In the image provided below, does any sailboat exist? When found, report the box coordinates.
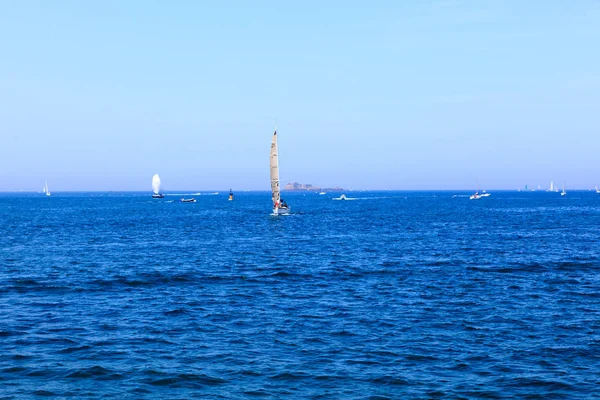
[43,181,51,196]
[548,181,558,192]
[561,182,566,196]
[151,174,164,198]
[469,191,482,200]
[270,128,290,215]
[228,189,234,201]
[595,186,600,194]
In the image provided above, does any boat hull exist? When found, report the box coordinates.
[152,194,164,198]
[272,207,291,215]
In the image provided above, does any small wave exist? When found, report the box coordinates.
[243,389,272,396]
[164,308,188,316]
[66,366,123,380]
[370,375,409,385]
[145,373,227,387]
[3,366,27,373]
[503,377,574,391]
[31,390,56,397]
[57,345,92,354]
[269,372,309,381]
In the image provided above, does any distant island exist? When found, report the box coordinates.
[283,182,344,192]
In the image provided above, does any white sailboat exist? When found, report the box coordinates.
[595,185,600,194]
[44,181,51,197]
[469,191,482,200]
[151,174,164,198]
[561,182,566,196]
[270,128,290,215]
[548,181,558,192]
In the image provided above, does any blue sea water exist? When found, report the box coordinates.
[1,191,599,399]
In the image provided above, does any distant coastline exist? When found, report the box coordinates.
[283,182,344,192]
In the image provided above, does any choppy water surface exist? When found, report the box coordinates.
[1,191,599,398]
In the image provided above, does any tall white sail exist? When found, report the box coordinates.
[270,130,280,207]
[44,181,51,196]
[152,174,161,195]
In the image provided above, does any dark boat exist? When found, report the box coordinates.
[152,193,165,199]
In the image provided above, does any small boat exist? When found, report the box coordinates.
[470,191,482,200]
[152,174,164,198]
[480,190,491,197]
[228,189,234,201]
[270,127,290,215]
[333,194,349,200]
[595,186,600,194]
[561,182,566,196]
[319,191,326,195]
[548,181,559,192]
[43,181,51,197]
[180,198,196,203]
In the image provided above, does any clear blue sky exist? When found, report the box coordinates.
[1,1,599,191]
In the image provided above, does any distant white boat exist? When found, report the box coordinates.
[179,197,196,203]
[333,194,350,200]
[548,181,559,192]
[596,186,600,194]
[152,174,164,198]
[270,128,290,215]
[43,181,51,197]
[561,182,566,196]
[319,191,326,195]
[469,192,482,200]
[480,190,491,197]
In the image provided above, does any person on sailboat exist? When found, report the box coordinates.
[281,199,288,209]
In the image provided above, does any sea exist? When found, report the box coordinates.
[1,191,599,399]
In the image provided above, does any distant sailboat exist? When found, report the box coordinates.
[44,181,51,197]
[270,128,290,215]
[596,185,600,194]
[561,182,566,196]
[229,189,234,201]
[548,181,558,192]
[151,174,164,198]
[470,184,483,200]
[469,191,482,200]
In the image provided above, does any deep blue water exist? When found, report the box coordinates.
[1,191,599,399]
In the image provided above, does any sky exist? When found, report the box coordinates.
[1,0,599,191]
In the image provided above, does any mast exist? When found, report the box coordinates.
[270,129,280,207]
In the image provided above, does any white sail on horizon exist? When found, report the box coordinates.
[152,174,161,194]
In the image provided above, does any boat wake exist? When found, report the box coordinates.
[333,196,390,201]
